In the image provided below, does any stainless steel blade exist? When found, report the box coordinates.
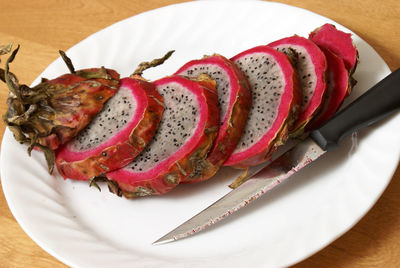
[153,138,325,245]
[228,139,302,188]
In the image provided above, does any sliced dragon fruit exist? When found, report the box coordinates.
[174,54,252,182]
[104,75,220,197]
[307,47,350,130]
[55,77,164,181]
[268,35,327,136]
[309,23,358,73]
[223,45,301,167]
[1,46,120,173]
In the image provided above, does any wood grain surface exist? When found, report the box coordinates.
[0,0,399,267]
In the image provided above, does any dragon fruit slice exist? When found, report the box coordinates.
[104,75,220,197]
[268,35,327,136]
[307,47,350,130]
[174,54,252,182]
[309,23,358,73]
[1,46,120,172]
[223,45,301,167]
[55,77,164,181]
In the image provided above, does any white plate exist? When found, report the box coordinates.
[1,1,398,267]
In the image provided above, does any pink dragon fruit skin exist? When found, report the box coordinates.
[223,45,301,167]
[307,47,350,130]
[309,23,358,73]
[56,77,164,181]
[175,54,252,182]
[268,35,327,136]
[106,75,220,197]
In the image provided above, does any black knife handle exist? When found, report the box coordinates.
[311,68,400,151]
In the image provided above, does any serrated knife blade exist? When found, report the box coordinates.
[153,68,400,245]
[153,138,324,245]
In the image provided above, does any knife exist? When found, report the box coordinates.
[153,68,400,245]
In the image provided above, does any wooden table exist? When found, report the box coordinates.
[1,0,399,266]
